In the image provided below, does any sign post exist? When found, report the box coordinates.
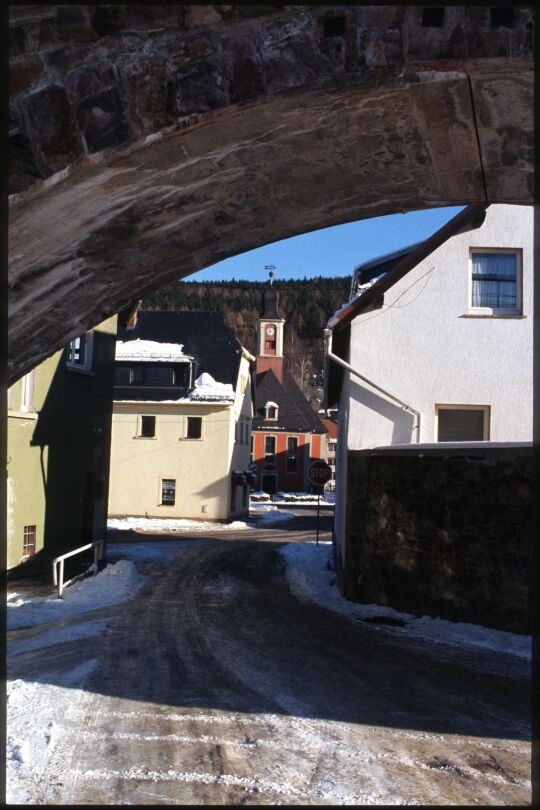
[307,461,332,546]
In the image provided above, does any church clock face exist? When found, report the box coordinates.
[266,326,275,336]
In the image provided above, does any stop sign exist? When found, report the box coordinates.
[308,460,332,486]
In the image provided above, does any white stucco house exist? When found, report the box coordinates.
[325,203,533,582]
[108,306,255,523]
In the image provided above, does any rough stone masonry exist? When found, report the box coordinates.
[8,5,533,383]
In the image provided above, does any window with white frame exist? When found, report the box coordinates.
[264,401,279,420]
[161,479,176,505]
[469,250,521,314]
[20,370,36,413]
[286,436,298,473]
[66,332,94,371]
[264,435,276,466]
[436,405,490,442]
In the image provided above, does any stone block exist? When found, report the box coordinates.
[55,6,98,42]
[222,33,264,103]
[10,27,26,58]
[45,44,91,72]
[117,55,171,139]
[167,60,227,116]
[9,55,44,97]
[8,107,42,194]
[23,84,83,176]
[67,61,116,103]
[76,87,130,153]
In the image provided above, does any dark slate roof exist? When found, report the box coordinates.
[252,369,327,434]
[349,243,420,297]
[115,310,243,402]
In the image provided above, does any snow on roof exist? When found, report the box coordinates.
[186,372,235,403]
[265,401,279,409]
[115,339,193,362]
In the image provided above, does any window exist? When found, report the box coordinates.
[265,401,279,421]
[66,332,94,370]
[250,434,254,462]
[139,415,156,438]
[129,366,144,384]
[20,370,35,413]
[265,338,276,351]
[7,386,14,411]
[436,405,490,442]
[286,436,298,473]
[264,436,276,466]
[161,479,175,505]
[172,364,188,386]
[470,250,521,314]
[23,525,36,559]
[187,416,202,439]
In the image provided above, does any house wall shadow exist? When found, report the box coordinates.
[350,379,415,445]
[28,330,116,579]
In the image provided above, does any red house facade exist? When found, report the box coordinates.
[251,284,327,494]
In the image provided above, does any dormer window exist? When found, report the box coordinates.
[265,401,279,420]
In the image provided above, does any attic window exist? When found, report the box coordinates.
[324,16,345,37]
[265,401,279,421]
[490,6,514,27]
[422,7,444,26]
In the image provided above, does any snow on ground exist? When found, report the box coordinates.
[108,516,249,533]
[7,559,147,630]
[7,555,154,803]
[251,492,335,505]
[248,505,296,523]
[280,542,531,661]
[7,661,100,804]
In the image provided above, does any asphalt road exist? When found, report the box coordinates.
[8,512,531,804]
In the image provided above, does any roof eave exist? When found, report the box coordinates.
[328,203,488,333]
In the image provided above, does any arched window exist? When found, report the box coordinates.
[264,401,279,420]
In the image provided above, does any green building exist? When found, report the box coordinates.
[7,316,117,573]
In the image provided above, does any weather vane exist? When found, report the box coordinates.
[265,265,276,285]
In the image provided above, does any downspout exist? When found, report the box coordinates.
[324,328,422,443]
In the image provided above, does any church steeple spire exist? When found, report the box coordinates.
[256,269,285,383]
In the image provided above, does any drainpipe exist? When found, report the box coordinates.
[324,328,421,443]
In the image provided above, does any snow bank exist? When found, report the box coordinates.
[116,339,192,362]
[108,517,248,533]
[7,559,147,630]
[274,491,336,504]
[280,543,531,661]
[187,372,234,403]
[249,506,296,524]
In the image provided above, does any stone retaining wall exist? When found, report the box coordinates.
[344,445,531,633]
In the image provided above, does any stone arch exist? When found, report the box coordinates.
[8,5,533,382]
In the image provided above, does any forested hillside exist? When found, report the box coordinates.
[142,276,352,407]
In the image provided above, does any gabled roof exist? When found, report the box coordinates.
[115,310,244,402]
[253,369,327,434]
[328,204,488,333]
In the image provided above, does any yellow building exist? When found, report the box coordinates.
[7,316,117,572]
[108,309,255,522]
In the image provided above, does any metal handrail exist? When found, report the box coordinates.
[52,540,105,599]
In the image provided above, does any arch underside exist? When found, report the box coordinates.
[9,55,532,382]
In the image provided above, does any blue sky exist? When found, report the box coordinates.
[184,205,465,282]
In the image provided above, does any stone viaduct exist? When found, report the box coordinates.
[8,4,533,383]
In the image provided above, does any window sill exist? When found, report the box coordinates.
[66,364,95,376]
[179,437,204,441]
[8,410,38,420]
[461,313,525,319]
[134,436,157,440]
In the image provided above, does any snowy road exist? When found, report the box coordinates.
[8,524,530,804]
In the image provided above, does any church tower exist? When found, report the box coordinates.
[256,276,285,383]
